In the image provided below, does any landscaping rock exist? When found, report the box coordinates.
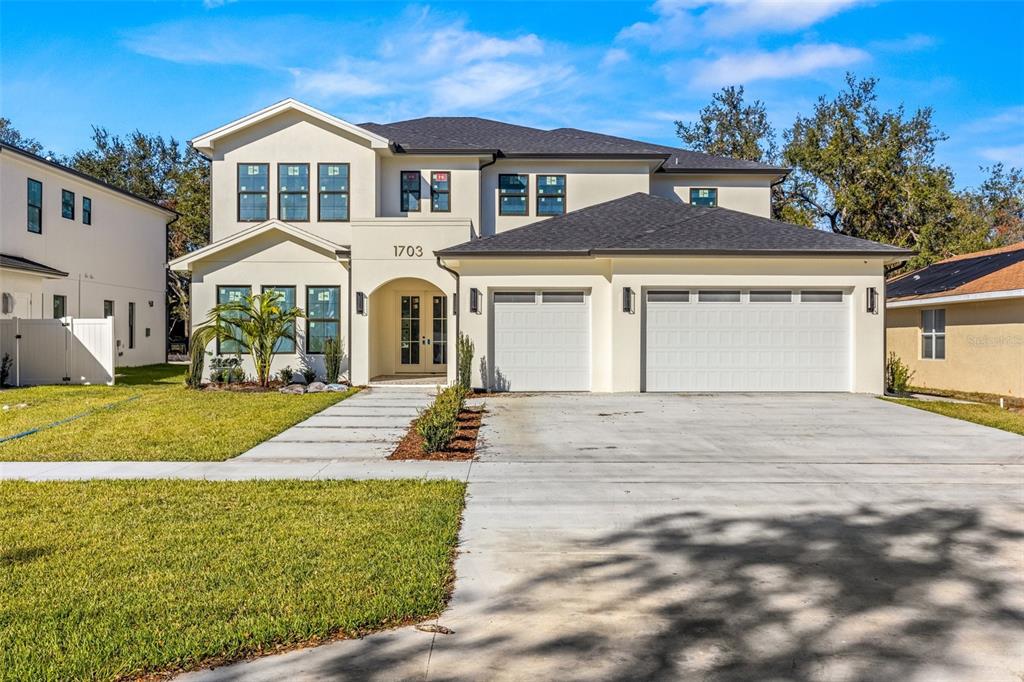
[279,384,305,394]
[306,381,327,393]
[325,383,348,392]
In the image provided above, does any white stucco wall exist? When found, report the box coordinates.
[650,173,774,218]
[0,149,170,366]
[452,256,887,394]
[481,159,652,236]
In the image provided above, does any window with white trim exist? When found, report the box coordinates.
[922,308,946,359]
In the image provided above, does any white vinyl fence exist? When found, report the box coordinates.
[0,317,115,386]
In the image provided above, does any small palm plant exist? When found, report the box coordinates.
[191,290,305,388]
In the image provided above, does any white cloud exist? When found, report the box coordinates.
[202,0,237,8]
[869,33,936,53]
[963,106,1024,135]
[978,143,1024,165]
[619,0,866,47]
[290,66,391,98]
[121,17,311,65]
[433,61,574,109]
[600,48,631,68]
[688,43,869,88]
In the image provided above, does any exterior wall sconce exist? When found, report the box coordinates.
[622,287,634,313]
[866,287,878,314]
[452,293,458,316]
[356,292,366,315]
[469,288,481,314]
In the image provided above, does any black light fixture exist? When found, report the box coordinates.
[622,287,634,313]
[469,288,480,313]
[356,291,366,315]
[866,287,878,314]
[452,293,458,316]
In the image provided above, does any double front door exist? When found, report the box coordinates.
[398,293,447,373]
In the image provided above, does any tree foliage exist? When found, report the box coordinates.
[676,86,777,164]
[192,291,305,388]
[0,118,46,155]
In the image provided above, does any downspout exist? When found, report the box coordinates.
[344,253,353,385]
[436,255,460,386]
[164,213,179,361]
[477,153,498,239]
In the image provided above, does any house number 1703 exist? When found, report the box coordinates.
[393,245,424,257]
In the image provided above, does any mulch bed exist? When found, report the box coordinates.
[388,409,483,461]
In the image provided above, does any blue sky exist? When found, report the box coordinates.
[2,0,1021,187]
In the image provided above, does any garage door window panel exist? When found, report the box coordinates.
[648,291,690,303]
[750,290,792,303]
[801,290,844,303]
[698,290,741,303]
[542,291,584,303]
[494,291,536,303]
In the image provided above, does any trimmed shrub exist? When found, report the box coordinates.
[209,356,244,384]
[324,337,343,384]
[456,332,474,390]
[278,365,294,384]
[417,384,467,452]
[885,352,915,394]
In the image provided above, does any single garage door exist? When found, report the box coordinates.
[492,290,590,391]
[644,288,850,392]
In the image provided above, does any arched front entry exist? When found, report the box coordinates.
[367,277,448,381]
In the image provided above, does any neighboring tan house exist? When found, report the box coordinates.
[170,99,910,392]
[887,242,1024,397]
[0,142,175,366]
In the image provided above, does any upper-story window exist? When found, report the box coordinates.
[83,197,92,225]
[431,171,451,212]
[62,189,75,219]
[278,163,310,222]
[922,308,946,360]
[690,188,717,207]
[499,174,529,216]
[401,171,421,212]
[537,175,566,216]
[27,178,42,233]
[238,163,269,222]
[318,163,349,221]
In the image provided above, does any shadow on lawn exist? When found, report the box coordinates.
[227,504,1024,682]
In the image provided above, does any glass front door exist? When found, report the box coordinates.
[400,295,420,367]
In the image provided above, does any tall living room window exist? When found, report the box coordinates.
[306,286,340,354]
[278,163,310,221]
[318,163,350,221]
[499,174,529,215]
[401,171,421,212]
[238,164,269,221]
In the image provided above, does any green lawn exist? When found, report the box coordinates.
[0,364,358,461]
[885,398,1024,436]
[0,479,466,681]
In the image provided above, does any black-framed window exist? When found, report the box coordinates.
[690,188,717,207]
[401,171,421,212]
[62,189,75,219]
[217,286,251,354]
[128,301,136,349]
[278,163,309,221]
[52,294,66,319]
[431,171,451,212]
[238,163,269,221]
[306,286,340,354]
[537,175,565,215]
[432,296,447,364]
[922,308,946,360]
[82,197,92,225]
[318,163,349,221]
[27,178,42,233]
[104,300,114,318]
[261,285,297,353]
[499,174,528,215]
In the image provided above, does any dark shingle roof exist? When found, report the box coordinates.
[359,117,786,173]
[887,242,1024,299]
[0,253,69,278]
[437,193,913,258]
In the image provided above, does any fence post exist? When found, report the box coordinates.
[14,317,21,387]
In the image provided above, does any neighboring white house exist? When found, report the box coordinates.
[0,142,175,366]
[171,99,910,393]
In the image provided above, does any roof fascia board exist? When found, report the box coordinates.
[439,248,913,259]
[0,264,69,279]
[190,99,391,152]
[656,167,789,175]
[887,288,1024,308]
[0,144,177,218]
[169,220,343,270]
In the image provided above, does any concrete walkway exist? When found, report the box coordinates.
[3,393,1022,681]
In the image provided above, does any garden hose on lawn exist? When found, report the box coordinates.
[0,394,142,444]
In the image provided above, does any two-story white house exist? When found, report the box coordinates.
[0,143,174,366]
[171,99,910,392]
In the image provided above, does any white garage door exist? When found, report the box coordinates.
[645,289,850,392]
[492,290,590,391]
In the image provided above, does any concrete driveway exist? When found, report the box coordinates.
[183,394,1024,682]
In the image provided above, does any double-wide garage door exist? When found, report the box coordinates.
[492,290,590,391]
[645,288,850,392]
